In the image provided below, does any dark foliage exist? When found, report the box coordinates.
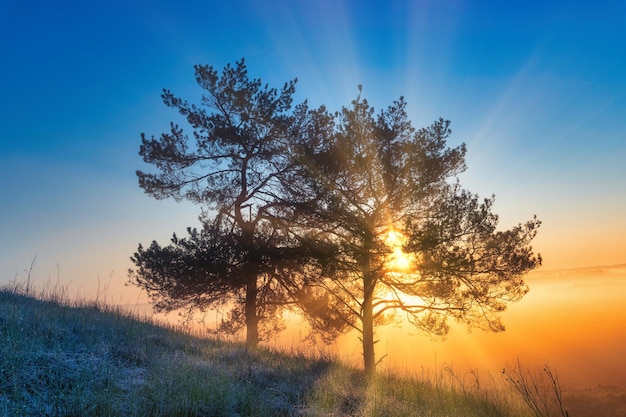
[131,59,331,346]
[131,61,541,369]
[289,88,541,374]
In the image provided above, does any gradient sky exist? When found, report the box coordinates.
[1,0,625,300]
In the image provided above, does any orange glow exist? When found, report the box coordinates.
[123,264,626,396]
[360,266,626,389]
[384,229,416,273]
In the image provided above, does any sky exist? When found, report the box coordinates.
[1,0,625,301]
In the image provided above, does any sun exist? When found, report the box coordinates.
[384,229,415,273]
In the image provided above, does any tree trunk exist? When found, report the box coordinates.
[244,267,259,348]
[361,246,376,376]
[362,277,376,376]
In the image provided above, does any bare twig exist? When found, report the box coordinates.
[502,358,570,417]
[24,256,37,296]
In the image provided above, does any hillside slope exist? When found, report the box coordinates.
[0,288,527,417]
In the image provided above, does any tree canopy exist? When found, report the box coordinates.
[289,89,541,374]
[130,60,541,372]
[130,59,320,346]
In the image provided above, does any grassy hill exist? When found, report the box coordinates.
[0,285,534,417]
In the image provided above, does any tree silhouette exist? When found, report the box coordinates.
[130,60,542,365]
[291,89,542,375]
[129,224,336,342]
[130,59,315,347]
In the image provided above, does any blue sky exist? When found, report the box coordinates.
[1,0,625,299]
